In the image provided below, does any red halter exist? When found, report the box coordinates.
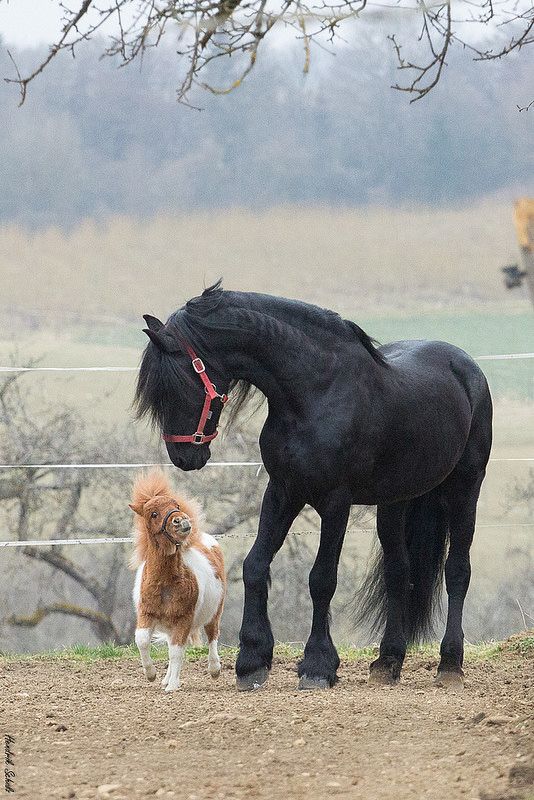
[161,342,228,446]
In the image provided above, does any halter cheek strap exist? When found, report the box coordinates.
[162,343,228,446]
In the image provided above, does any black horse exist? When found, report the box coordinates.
[134,281,492,691]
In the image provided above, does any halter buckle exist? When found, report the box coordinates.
[193,432,204,445]
[192,357,205,374]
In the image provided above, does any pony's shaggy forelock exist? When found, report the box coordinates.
[129,469,205,568]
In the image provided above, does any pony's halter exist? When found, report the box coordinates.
[162,342,228,446]
[159,507,191,547]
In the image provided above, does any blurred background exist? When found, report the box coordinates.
[0,6,532,653]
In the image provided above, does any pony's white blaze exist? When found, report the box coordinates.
[183,545,224,629]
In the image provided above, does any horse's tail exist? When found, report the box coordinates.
[357,487,449,643]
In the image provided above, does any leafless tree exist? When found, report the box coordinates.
[0,363,264,646]
[3,0,533,105]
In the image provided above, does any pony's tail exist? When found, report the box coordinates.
[357,487,450,643]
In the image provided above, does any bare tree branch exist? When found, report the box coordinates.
[2,0,532,103]
[21,547,105,602]
[8,602,119,640]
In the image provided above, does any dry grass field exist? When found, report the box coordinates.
[0,200,528,325]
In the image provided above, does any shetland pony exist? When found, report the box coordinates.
[129,470,226,691]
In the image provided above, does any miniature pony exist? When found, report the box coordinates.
[129,469,226,691]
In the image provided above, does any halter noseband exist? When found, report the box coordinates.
[159,507,191,547]
[161,342,228,446]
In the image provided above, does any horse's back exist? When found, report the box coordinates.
[380,339,490,406]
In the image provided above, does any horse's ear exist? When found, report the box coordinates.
[142,328,169,351]
[143,314,164,332]
[129,502,144,516]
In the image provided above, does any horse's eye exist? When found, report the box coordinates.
[150,511,158,519]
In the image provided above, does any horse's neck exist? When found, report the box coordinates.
[146,547,185,577]
[217,306,334,410]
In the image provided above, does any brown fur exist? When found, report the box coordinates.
[130,469,226,649]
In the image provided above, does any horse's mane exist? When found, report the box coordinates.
[134,279,385,429]
[129,469,204,567]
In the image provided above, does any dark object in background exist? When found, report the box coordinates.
[501,264,527,289]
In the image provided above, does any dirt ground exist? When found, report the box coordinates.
[1,646,532,800]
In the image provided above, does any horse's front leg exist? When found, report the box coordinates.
[298,486,351,690]
[369,501,409,685]
[165,620,193,692]
[236,480,303,691]
[135,617,156,682]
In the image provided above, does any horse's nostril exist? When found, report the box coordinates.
[180,519,191,532]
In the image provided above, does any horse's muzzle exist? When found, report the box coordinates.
[173,517,191,534]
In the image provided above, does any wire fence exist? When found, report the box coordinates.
[1,521,533,548]
[0,352,533,373]
[1,351,532,548]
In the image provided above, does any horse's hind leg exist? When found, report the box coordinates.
[298,486,351,690]
[188,629,203,647]
[437,470,485,688]
[205,607,223,680]
[369,501,409,686]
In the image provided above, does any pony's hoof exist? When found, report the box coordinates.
[435,670,464,689]
[164,683,181,692]
[236,667,269,692]
[145,666,157,682]
[298,675,330,691]
[209,666,221,680]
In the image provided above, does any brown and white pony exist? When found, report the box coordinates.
[129,470,226,691]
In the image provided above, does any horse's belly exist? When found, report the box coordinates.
[182,547,224,628]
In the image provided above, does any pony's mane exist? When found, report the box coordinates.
[132,469,173,507]
[134,279,385,429]
[129,469,205,567]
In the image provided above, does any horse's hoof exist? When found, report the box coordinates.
[368,668,399,686]
[298,675,330,691]
[145,666,157,682]
[236,667,269,692]
[210,667,221,680]
[435,670,464,689]
[164,683,181,692]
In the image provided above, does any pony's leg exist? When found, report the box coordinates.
[160,635,171,687]
[161,662,171,688]
[298,486,351,690]
[236,480,303,691]
[369,501,409,686]
[436,472,484,688]
[164,642,185,692]
[188,629,203,648]
[204,611,222,679]
[135,621,156,682]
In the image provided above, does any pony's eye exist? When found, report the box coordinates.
[150,511,158,519]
